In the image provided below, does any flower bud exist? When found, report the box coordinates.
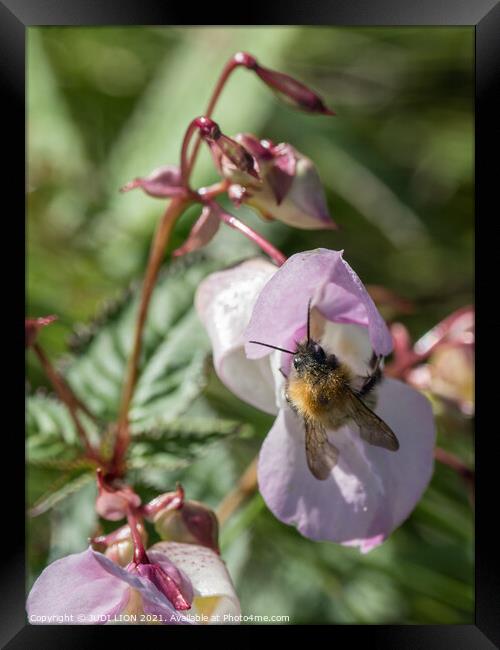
[195,117,260,183]
[223,134,335,230]
[153,499,220,554]
[95,470,141,521]
[234,51,335,115]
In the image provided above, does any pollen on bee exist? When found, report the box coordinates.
[287,377,330,418]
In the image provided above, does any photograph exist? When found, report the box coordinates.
[26,25,475,626]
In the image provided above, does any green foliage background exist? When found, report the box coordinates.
[27,27,474,624]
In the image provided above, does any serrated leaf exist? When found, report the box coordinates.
[129,416,253,463]
[63,252,243,429]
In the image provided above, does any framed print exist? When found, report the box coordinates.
[2,0,498,646]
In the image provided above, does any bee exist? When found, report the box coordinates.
[249,301,399,480]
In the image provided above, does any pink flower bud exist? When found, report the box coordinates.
[25,315,57,348]
[234,52,335,115]
[153,499,220,554]
[95,470,141,521]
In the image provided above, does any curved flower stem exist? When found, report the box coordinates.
[32,343,99,460]
[114,197,190,474]
[185,57,241,182]
[216,456,258,526]
[209,201,287,267]
[180,119,200,187]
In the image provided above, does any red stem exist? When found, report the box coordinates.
[185,57,240,182]
[209,202,286,266]
[180,119,200,186]
[33,343,99,461]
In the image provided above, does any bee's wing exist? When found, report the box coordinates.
[304,417,339,480]
[346,389,400,451]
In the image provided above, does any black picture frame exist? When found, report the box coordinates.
[4,0,498,646]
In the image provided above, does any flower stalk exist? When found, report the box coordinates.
[31,342,98,461]
[209,201,286,267]
[114,196,191,474]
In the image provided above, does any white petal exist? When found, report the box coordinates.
[195,258,278,414]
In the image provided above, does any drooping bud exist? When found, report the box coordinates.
[25,315,57,348]
[95,469,141,521]
[234,51,335,115]
[223,133,335,230]
[120,165,187,199]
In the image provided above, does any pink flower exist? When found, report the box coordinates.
[195,249,436,551]
[27,543,240,624]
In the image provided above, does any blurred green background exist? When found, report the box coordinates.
[27,27,474,624]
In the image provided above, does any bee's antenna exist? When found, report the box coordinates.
[248,341,296,355]
[306,298,312,343]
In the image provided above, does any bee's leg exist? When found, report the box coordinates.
[357,363,382,398]
[279,367,287,378]
[356,353,383,397]
[368,351,379,370]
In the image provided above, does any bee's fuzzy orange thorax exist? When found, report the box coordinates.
[287,366,351,421]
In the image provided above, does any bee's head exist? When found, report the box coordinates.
[293,340,338,374]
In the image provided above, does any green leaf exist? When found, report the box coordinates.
[128,417,253,471]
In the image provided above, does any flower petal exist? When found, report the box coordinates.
[150,542,241,624]
[257,378,435,548]
[245,249,392,360]
[247,153,334,230]
[195,258,279,414]
[27,548,129,624]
